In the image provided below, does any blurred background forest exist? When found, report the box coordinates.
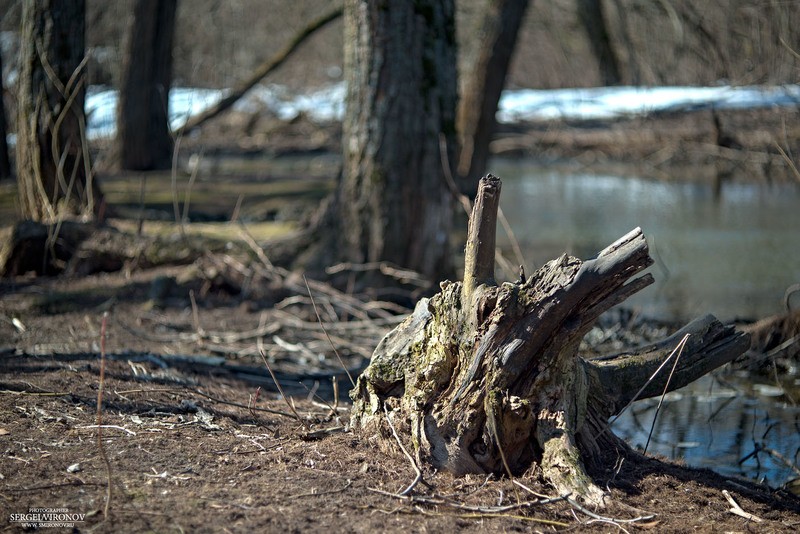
[2,0,799,91]
[0,0,798,315]
[0,0,798,316]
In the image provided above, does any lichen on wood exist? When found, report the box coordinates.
[350,175,750,507]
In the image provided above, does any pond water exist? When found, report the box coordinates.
[493,159,800,322]
[492,159,800,486]
[610,374,800,486]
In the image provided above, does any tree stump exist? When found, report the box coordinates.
[350,174,750,507]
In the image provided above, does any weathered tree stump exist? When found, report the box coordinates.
[350,175,750,507]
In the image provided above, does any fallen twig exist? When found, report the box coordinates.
[298,380,340,416]
[739,442,800,478]
[397,504,570,526]
[0,389,70,397]
[304,275,355,387]
[515,481,657,526]
[189,289,204,337]
[301,426,346,440]
[774,142,800,184]
[383,402,423,496]
[79,425,136,436]
[368,486,568,512]
[114,387,297,418]
[601,333,692,440]
[259,350,309,430]
[566,496,655,524]
[722,489,763,522]
[512,479,558,500]
[644,333,690,453]
[3,481,102,493]
[248,386,261,418]
[287,479,353,499]
[325,261,428,287]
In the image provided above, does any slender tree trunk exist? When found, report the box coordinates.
[578,0,622,86]
[16,0,103,221]
[456,0,530,194]
[116,0,177,171]
[339,0,458,281]
[0,50,11,180]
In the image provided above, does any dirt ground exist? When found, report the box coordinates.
[1,264,799,533]
[2,355,800,533]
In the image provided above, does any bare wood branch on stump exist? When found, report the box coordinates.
[462,173,500,308]
[585,314,751,416]
[350,174,750,507]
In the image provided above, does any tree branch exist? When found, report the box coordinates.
[462,174,501,307]
[585,314,751,416]
[175,6,342,135]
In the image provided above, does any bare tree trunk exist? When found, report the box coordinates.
[351,175,750,506]
[578,0,622,86]
[456,0,530,194]
[116,0,177,171]
[0,50,11,180]
[607,0,639,84]
[16,0,103,220]
[338,0,458,281]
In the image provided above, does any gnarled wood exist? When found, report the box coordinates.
[350,175,750,507]
[585,314,751,417]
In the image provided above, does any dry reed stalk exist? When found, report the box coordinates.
[259,350,309,430]
[303,275,355,387]
[96,312,112,519]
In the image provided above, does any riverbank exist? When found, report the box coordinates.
[160,102,800,184]
[495,105,800,183]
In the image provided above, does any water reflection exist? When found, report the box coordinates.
[610,375,800,486]
[493,159,800,321]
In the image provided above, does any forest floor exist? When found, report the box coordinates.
[1,317,799,533]
[1,106,800,532]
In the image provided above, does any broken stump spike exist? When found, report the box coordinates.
[462,174,501,309]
